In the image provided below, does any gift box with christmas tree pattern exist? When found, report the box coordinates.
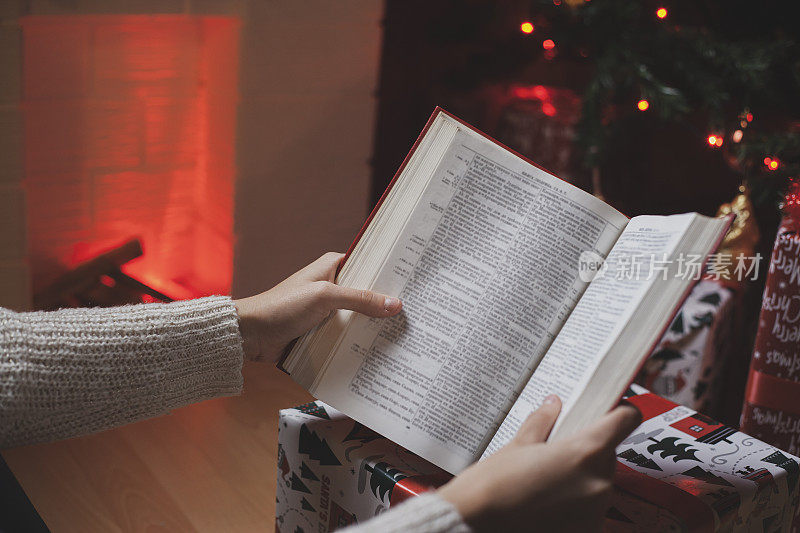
[276,386,799,532]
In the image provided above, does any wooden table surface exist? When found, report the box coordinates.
[2,362,312,532]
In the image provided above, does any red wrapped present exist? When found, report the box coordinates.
[740,207,800,456]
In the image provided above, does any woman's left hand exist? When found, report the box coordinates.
[234,252,402,362]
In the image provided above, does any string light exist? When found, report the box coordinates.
[707,134,723,147]
[764,157,780,171]
[542,39,555,50]
[637,99,649,111]
[520,22,534,34]
[738,109,753,129]
[732,129,743,143]
[785,180,800,210]
[656,7,668,19]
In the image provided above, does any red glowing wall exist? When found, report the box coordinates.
[22,16,239,298]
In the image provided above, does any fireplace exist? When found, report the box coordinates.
[0,2,382,313]
[19,15,239,305]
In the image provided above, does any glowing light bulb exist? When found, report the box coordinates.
[707,135,719,147]
[746,112,753,122]
[542,102,557,116]
[732,129,743,143]
[656,7,668,19]
[533,85,548,100]
[520,22,534,34]
[542,39,555,50]
[637,99,649,111]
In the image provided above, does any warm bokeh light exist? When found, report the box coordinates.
[637,99,649,111]
[732,129,743,143]
[520,21,534,34]
[765,157,780,170]
[746,112,753,122]
[511,85,550,101]
[656,7,668,19]
[542,39,555,50]
[707,134,723,147]
[542,102,557,116]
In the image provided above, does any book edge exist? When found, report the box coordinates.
[612,213,735,415]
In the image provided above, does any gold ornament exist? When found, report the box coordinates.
[712,185,760,282]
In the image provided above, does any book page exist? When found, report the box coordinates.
[482,214,696,458]
[312,127,628,474]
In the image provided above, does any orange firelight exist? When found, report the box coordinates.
[656,7,668,19]
[542,39,555,50]
[520,22,534,34]
[637,99,650,111]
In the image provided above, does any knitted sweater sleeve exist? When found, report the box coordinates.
[0,296,244,449]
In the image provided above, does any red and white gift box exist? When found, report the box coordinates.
[276,387,800,532]
[275,402,450,532]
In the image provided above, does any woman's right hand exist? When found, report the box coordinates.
[438,396,640,532]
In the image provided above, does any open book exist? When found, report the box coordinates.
[281,108,732,474]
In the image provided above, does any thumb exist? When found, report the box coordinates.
[513,395,562,445]
[324,285,403,317]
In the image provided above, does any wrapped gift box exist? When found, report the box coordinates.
[276,388,800,533]
[609,385,799,532]
[275,401,451,532]
[637,279,739,415]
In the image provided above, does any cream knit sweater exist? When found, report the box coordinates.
[0,296,469,533]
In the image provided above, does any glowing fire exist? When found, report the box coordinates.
[22,15,240,298]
